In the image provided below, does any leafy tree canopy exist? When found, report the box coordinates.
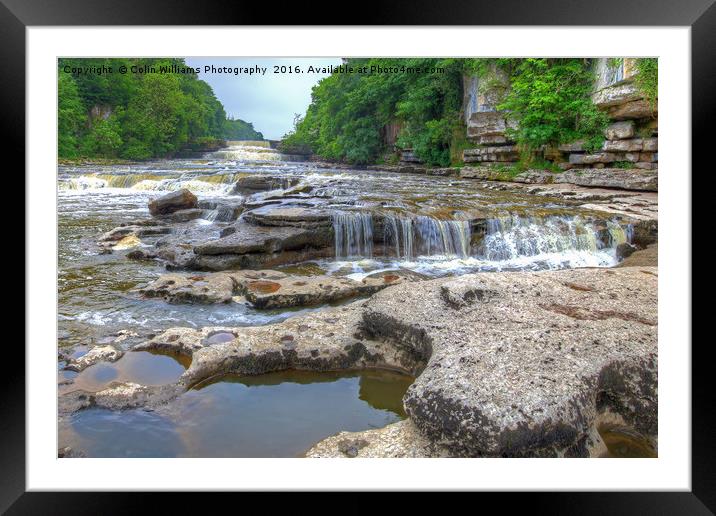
[58,58,262,159]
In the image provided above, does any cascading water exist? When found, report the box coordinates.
[332,212,631,272]
[58,173,240,194]
[333,212,374,258]
[205,140,303,162]
[383,215,471,259]
[477,215,629,262]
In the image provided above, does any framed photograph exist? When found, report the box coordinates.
[7,0,710,509]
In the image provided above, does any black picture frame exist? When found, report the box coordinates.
[5,0,710,511]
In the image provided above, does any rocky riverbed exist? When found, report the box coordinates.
[57,142,658,458]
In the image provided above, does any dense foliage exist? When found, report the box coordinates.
[58,58,262,159]
[496,58,609,154]
[282,58,616,166]
[281,58,465,166]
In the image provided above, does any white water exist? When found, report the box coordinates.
[330,211,631,274]
[333,212,375,258]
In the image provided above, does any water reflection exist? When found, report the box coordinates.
[61,369,413,458]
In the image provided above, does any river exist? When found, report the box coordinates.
[57,141,637,457]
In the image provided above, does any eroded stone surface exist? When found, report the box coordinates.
[305,419,451,458]
[136,269,417,308]
[360,267,657,457]
[64,345,124,372]
[135,302,415,390]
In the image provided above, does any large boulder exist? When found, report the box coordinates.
[148,189,198,216]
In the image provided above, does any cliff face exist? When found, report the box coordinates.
[460,58,658,172]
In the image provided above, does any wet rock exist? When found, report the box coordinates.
[194,221,333,257]
[157,245,197,270]
[59,382,183,414]
[631,219,658,247]
[64,345,124,372]
[242,206,333,229]
[126,248,158,261]
[241,271,415,309]
[197,198,244,222]
[148,189,198,216]
[232,175,300,194]
[112,234,142,250]
[137,272,237,304]
[555,168,657,192]
[99,225,171,243]
[616,242,638,261]
[137,269,418,309]
[617,244,657,268]
[156,208,204,223]
[139,302,412,388]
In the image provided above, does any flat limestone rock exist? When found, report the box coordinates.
[304,419,451,458]
[242,206,333,228]
[137,272,240,304]
[555,168,658,192]
[361,267,657,457]
[242,270,414,309]
[193,221,332,256]
[136,269,415,308]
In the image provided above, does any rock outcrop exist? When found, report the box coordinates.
[148,189,198,216]
[555,168,657,191]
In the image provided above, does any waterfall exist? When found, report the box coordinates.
[58,173,238,193]
[333,212,374,258]
[477,215,630,262]
[383,215,471,260]
[204,140,295,162]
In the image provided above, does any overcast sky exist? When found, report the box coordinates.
[185,57,342,140]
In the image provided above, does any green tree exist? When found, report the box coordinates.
[57,57,263,159]
[57,71,86,158]
[80,115,123,157]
